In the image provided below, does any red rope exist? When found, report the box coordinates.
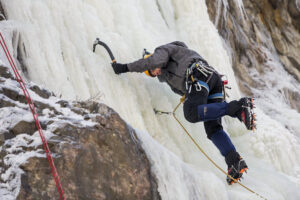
[0,32,65,200]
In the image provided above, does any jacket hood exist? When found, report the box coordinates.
[170,41,188,48]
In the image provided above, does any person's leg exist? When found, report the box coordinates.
[184,72,236,157]
[203,78,237,158]
[183,87,208,123]
[204,111,243,171]
[204,102,237,158]
[203,76,248,184]
[186,90,254,129]
[196,96,255,122]
[183,70,248,184]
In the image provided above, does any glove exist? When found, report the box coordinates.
[227,100,242,117]
[111,62,129,74]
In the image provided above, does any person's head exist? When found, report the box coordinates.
[144,68,161,77]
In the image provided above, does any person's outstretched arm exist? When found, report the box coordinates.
[112,43,180,74]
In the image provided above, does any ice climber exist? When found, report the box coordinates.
[111,41,255,184]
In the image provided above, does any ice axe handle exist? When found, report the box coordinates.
[93,38,116,63]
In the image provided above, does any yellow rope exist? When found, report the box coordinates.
[172,98,267,200]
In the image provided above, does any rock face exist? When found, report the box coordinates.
[17,110,160,200]
[0,2,5,21]
[0,64,161,200]
[206,0,300,111]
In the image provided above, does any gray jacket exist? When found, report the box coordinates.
[127,41,207,96]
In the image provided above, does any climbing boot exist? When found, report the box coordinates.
[225,151,248,185]
[237,97,256,131]
[226,158,248,185]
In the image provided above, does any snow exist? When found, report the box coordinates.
[0,0,299,200]
[0,132,45,199]
[0,76,98,198]
[0,107,32,130]
[0,63,97,199]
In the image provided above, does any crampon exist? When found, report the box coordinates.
[238,97,256,131]
[226,158,248,185]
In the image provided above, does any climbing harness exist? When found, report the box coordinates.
[185,61,232,102]
[185,60,217,94]
[0,33,65,200]
[153,96,267,200]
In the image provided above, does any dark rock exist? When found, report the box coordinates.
[0,65,13,79]
[288,56,300,72]
[74,101,115,116]
[94,115,108,127]
[2,87,28,104]
[56,100,69,108]
[269,0,279,9]
[11,120,37,136]
[288,0,300,18]
[83,114,90,120]
[0,132,5,145]
[70,106,87,115]
[30,85,51,99]
[0,97,17,108]
[4,131,15,140]
[33,101,62,116]
[0,2,5,21]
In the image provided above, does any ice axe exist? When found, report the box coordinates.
[93,38,116,63]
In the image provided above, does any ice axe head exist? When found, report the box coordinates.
[93,38,100,52]
[92,38,116,62]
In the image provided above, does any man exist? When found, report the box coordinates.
[111,41,254,184]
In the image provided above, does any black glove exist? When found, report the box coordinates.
[111,62,129,74]
[227,100,242,117]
